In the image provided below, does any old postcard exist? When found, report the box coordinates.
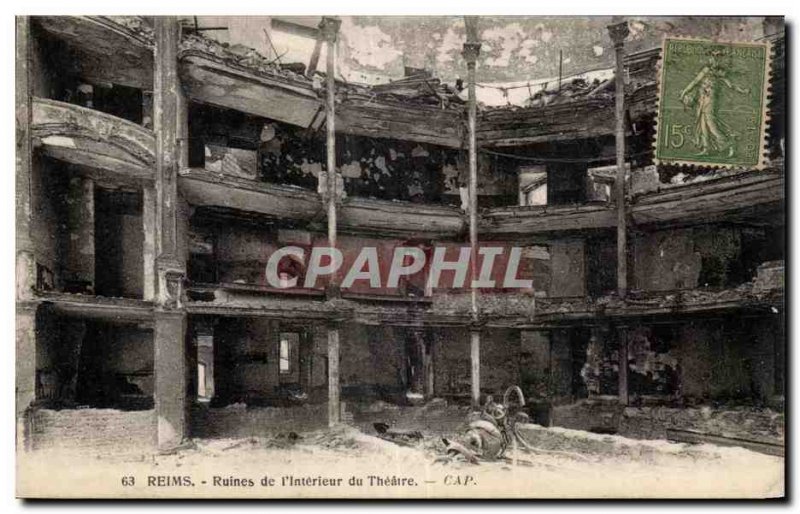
[14,15,785,499]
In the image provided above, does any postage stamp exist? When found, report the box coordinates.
[654,38,771,169]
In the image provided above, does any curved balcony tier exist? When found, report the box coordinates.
[33,18,783,151]
[34,16,153,90]
[480,203,617,237]
[179,168,321,222]
[31,98,156,182]
[337,95,463,148]
[631,168,785,227]
[179,36,324,130]
[338,196,465,238]
[183,279,783,329]
[34,292,155,322]
[179,168,466,238]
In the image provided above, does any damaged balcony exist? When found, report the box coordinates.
[30,17,154,130]
[631,165,785,227]
[32,16,153,92]
[31,98,156,182]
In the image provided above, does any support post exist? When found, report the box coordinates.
[423,334,435,399]
[321,17,341,279]
[470,328,481,408]
[463,17,482,409]
[608,20,629,298]
[320,17,342,427]
[142,186,157,301]
[327,324,340,426]
[618,326,629,405]
[153,17,188,450]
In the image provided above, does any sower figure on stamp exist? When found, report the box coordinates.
[679,50,751,157]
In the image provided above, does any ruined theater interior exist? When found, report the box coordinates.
[16,16,784,456]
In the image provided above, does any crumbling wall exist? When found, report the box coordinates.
[62,175,95,293]
[618,405,785,444]
[339,324,406,401]
[432,327,470,399]
[212,224,281,285]
[71,321,153,410]
[337,135,460,204]
[191,103,467,204]
[35,313,153,410]
[190,404,328,438]
[30,23,74,100]
[519,331,551,401]
[549,398,784,445]
[30,155,63,290]
[211,319,329,406]
[633,226,783,292]
[213,317,278,404]
[35,309,81,405]
[673,317,782,405]
[626,325,680,398]
[580,326,619,396]
[633,229,701,291]
[550,329,576,400]
[94,188,144,298]
[30,408,156,452]
[551,313,784,438]
[433,327,521,402]
[549,240,586,297]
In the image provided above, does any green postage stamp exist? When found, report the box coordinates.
[655,38,771,169]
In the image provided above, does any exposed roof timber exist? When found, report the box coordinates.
[31,98,156,182]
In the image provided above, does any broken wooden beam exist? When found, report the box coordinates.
[666,428,784,457]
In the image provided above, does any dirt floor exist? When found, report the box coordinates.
[17,422,784,499]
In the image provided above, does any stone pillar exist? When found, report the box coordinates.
[16,16,38,452]
[16,16,35,302]
[153,17,188,450]
[155,311,187,447]
[608,20,629,298]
